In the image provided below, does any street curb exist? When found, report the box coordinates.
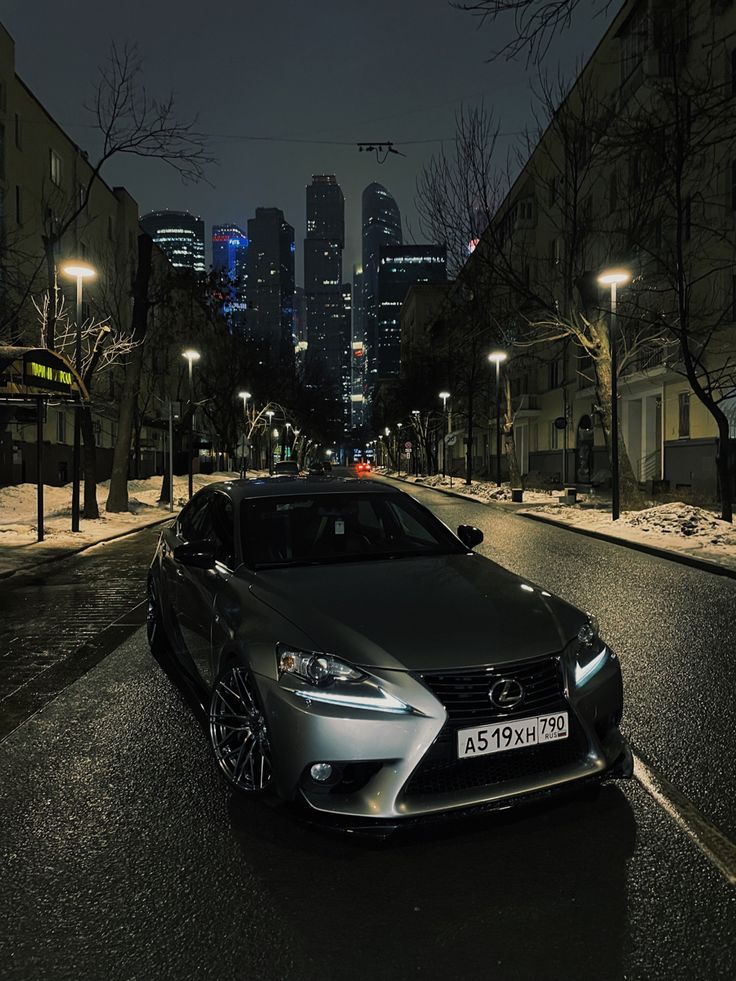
[380,472,736,581]
[0,513,174,581]
[520,511,736,581]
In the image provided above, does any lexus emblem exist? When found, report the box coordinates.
[489,678,525,709]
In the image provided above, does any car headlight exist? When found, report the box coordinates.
[276,645,411,714]
[572,615,610,687]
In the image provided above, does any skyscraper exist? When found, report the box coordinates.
[140,210,205,274]
[212,223,248,333]
[244,207,295,361]
[304,175,350,432]
[376,245,447,378]
[361,183,402,384]
[351,266,366,429]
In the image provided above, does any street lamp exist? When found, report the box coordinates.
[439,392,450,478]
[488,351,508,487]
[238,390,251,478]
[60,260,96,532]
[597,268,630,521]
[266,410,274,473]
[182,349,200,500]
[396,421,403,477]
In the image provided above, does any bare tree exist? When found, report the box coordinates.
[32,291,138,517]
[610,6,736,520]
[450,0,614,63]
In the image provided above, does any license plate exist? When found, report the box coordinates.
[457,711,569,759]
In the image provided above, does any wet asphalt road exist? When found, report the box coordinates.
[1,479,735,979]
[385,478,736,843]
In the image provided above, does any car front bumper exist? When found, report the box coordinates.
[257,650,630,821]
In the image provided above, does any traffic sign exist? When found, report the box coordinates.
[404,440,412,449]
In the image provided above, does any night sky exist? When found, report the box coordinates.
[3,0,612,281]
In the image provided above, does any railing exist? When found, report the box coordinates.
[639,449,661,481]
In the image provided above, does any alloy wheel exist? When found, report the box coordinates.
[209,667,272,792]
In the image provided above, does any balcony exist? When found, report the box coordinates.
[512,394,541,417]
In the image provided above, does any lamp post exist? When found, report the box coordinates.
[238,390,251,478]
[396,422,403,477]
[182,349,200,500]
[411,409,420,475]
[439,392,450,478]
[60,260,96,532]
[293,429,301,467]
[488,352,508,487]
[266,410,274,473]
[597,268,630,521]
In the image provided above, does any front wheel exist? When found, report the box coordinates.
[209,666,273,793]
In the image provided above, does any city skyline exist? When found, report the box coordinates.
[1,0,609,281]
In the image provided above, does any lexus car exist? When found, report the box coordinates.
[147,478,631,824]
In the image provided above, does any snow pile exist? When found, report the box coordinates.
[386,471,571,506]
[0,470,266,575]
[619,502,736,544]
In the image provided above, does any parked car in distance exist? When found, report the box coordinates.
[355,461,372,475]
[273,460,300,476]
[147,478,632,828]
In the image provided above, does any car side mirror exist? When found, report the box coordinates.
[174,540,216,570]
[457,525,484,549]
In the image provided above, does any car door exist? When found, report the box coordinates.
[178,491,237,688]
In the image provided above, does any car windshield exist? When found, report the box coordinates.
[241,492,464,569]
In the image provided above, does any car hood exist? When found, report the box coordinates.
[247,553,584,672]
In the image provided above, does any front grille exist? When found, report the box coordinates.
[404,718,588,797]
[404,655,587,799]
[417,654,565,727]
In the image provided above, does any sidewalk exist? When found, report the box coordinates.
[0,471,267,579]
[378,470,736,577]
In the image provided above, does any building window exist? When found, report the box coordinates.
[15,185,22,225]
[678,392,690,438]
[550,422,560,450]
[530,423,539,452]
[620,6,646,86]
[57,411,67,443]
[50,149,62,187]
[14,114,22,149]
[549,358,562,389]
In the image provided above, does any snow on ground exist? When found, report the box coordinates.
[377,468,736,572]
[0,471,266,577]
[521,500,736,572]
[376,469,577,506]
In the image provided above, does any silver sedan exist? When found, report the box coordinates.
[147,478,631,824]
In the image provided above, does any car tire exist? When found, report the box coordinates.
[146,575,168,657]
[209,665,273,794]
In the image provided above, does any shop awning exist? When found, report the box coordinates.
[0,346,88,400]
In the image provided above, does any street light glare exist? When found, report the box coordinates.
[488,351,508,365]
[60,261,96,280]
[182,349,200,362]
[439,391,450,400]
[598,268,631,286]
[238,391,251,400]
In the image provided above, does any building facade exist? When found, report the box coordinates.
[212,223,248,333]
[304,175,350,432]
[361,183,402,388]
[441,0,736,499]
[377,246,447,379]
[244,207,295,362]
[139,210,205,275]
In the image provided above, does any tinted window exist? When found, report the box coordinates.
[241,493,462,569]
[209,493,236,567]
[179,494,212,541]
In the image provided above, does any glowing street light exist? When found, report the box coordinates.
[238,390,251,478]
[182,349,200,499]
[488,351,508,487]
[597,267,631,521]
[60,260,96,532]
[438,392,451,477]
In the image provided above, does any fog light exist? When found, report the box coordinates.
[310,762,333,782]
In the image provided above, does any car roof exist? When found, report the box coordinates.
[192,476,404,501]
